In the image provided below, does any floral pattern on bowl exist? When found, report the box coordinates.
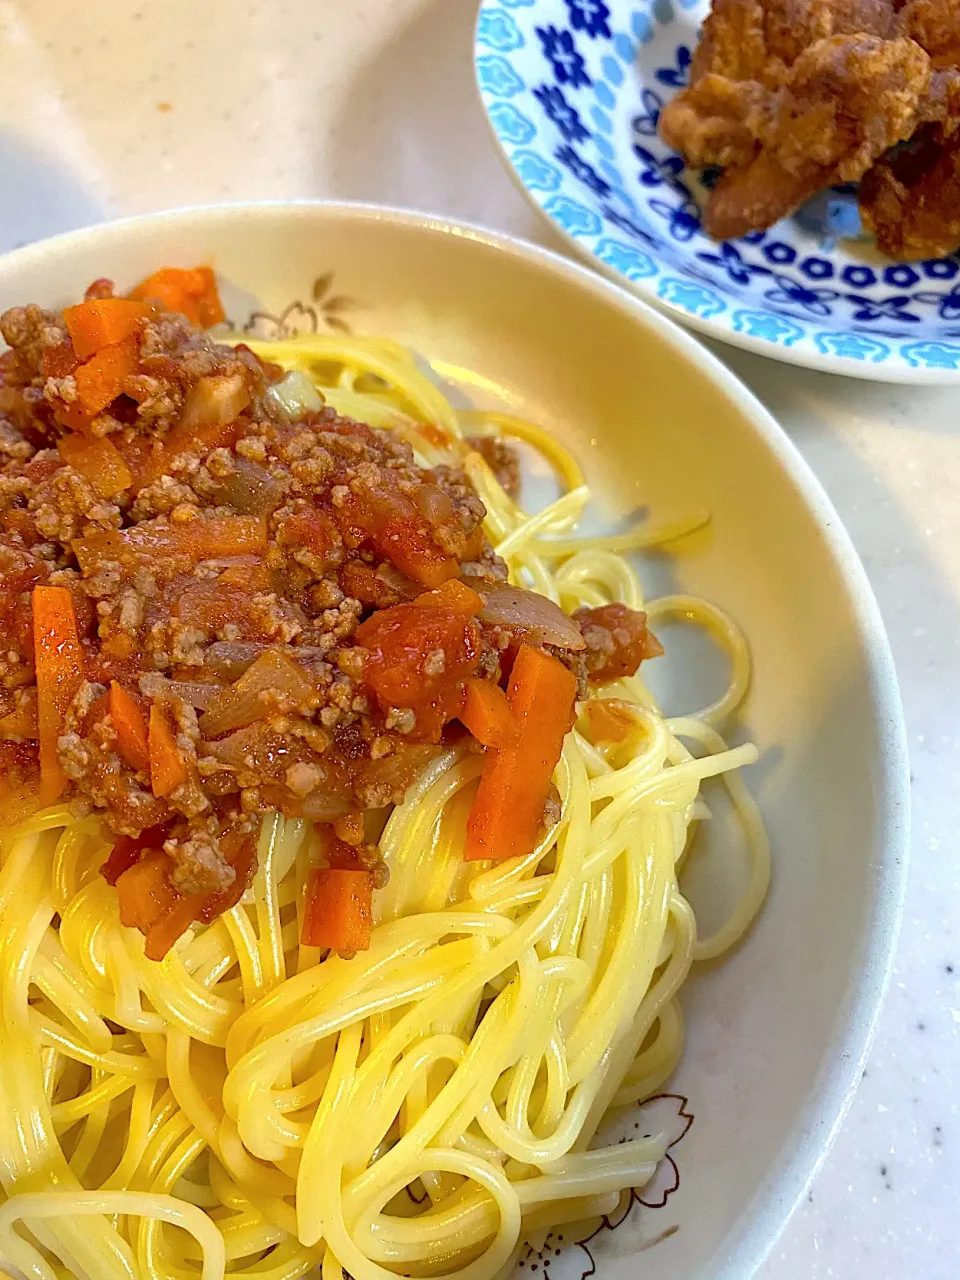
[513,1094,694,1277]
[475,0,960,382]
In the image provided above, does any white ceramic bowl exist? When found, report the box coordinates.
[0,203,908,1279]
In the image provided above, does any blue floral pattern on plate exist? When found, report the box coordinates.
[475,0,960,380]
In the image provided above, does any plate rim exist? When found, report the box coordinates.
[473,0,960,386]
[0,196,912,1275]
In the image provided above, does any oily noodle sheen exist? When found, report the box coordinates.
[0,336,770,1280]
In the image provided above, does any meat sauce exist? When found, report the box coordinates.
[0,271,660,955]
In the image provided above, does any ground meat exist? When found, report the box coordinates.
[0,304,65,376]
[0,272,594,952]
[573,604,664,683]
[542,782,562,832]
[467,435,521,501]
[130,474,198,520]
[166,826,235,894]
[0,421,34,464]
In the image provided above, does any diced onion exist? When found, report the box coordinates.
[301,792,352,821]
[475,582,586,650]
[209,458,282,516]
[180,373,250,432]
[266,370,324,421]
[199,649,316,739]
[139,675,220,710]
[204,642,264,680]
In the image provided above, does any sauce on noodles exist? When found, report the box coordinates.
[0,267,769,1280]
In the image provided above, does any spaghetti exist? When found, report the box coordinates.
[0,333,769,1280]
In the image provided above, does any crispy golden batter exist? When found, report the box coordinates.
[898,0,960,68]
[860,125,960,259]
[660,0,960,252]
[707,34,949,239]
[660,0,900,169]
[858,2,960,258]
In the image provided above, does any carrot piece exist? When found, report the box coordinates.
[162,514,267,560]
[142,891,206,961]
[63,298,149,360]
[148,702,187,797]
[73,335,140,416]
[460,678,519,749]
[129,269,187,313]
[301,868,374,951]
[54,401,97,432]
[100,823,170,886]
[415,579,483,614]
[379,522,459,589]
[464,645,577,862]
[115,850,204,960]
[32,585,85,804]
[128,266,225,328]
[109,682,150,772]
[191,267,226,328]
[58,433,133,498]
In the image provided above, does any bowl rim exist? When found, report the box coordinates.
[0,199,910,1276]
[473,0,960,387]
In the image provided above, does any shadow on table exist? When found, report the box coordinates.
[713,341,960,693]
[0,131,107,257]
[712,339,960,442]
[324,0,568,249]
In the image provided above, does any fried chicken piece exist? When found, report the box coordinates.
[688,0,898,85]
[856,0,960,258]
[897,0,960,69]
[704,34,956,239]
[776,35,934,177]
[660,0,899,169]
[685,0,768,85]
[659,74,772,170]
[659,0,771,171]
[762,0,898,67]
[660,0,960,242]
[860,124,960,258]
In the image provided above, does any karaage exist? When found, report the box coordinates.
[659,0,960,257]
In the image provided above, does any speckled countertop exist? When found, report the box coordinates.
[0,1,957,1275]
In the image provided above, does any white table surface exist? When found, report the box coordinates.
[1,1,957,1275]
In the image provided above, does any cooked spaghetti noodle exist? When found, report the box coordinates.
[0,333,769,1280]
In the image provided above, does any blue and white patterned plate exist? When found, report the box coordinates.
[475,0,960,382]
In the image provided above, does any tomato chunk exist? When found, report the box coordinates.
[115,850,205,960]
[573,604,664,683]
[100,824,170,885]
[58,433,133,498]
[357,602,481,740]
[334,485,458,588]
